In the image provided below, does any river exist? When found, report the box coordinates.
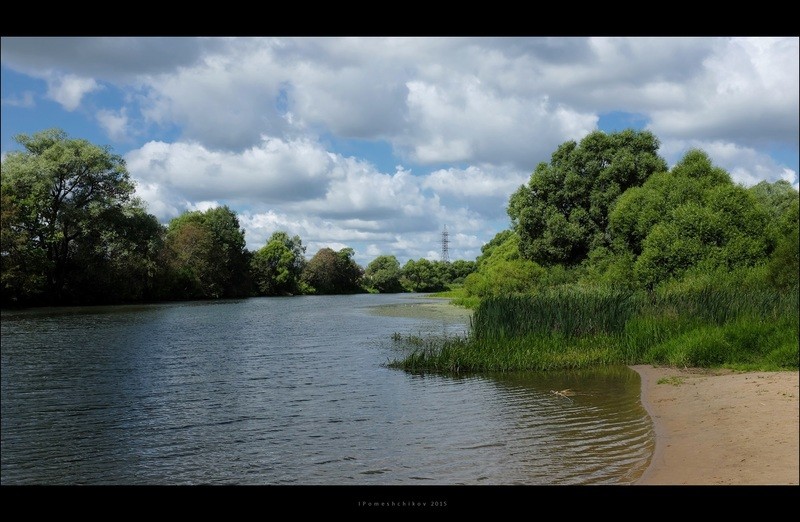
[0,294,653,484]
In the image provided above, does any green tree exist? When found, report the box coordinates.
[251,231,306,296]
[766,194,800,290]
[508,129,667,266]
[364,255,404,293]
[400,258,447,292]
[447,259,477,284]
[0,128,151,305]
[463,231,545,297]
[301,247,364,294]
[610,149,732,256]
[67,203,166,303]
[612,151,776,289]
[164,206,250,299]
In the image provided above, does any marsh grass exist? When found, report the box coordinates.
[390,286,799,373]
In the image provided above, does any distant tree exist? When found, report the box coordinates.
[447,259,477,284]
[302,247,364,294]
[364,255,404,293]
[0,128,161,305]
[508,129,667,266]
[164,206,250,299]
[251,231,306,296]
[400,258,447,292]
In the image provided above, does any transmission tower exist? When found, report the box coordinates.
[441,225,450,263]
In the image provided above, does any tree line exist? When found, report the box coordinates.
[1,129,475,307]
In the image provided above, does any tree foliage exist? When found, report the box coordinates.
[463,231,544,297]
[364,255,404,293]
[400,258,448,292]
[251,231,306,296]
[302,247,364,294]
[164,206,251,299]
[0,128,160,305]
[508,129,667,266]
[610,150,775,288]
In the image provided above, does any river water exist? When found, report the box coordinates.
[1,294,653,485]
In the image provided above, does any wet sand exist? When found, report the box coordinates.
[631,365,799,485]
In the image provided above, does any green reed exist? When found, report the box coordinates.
[391,285,799,373]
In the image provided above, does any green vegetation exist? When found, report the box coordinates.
[3,128,797,375]
[1,129,476,307]
[656,376,684,386]
[391,285,799,372]
[393,130,799,374]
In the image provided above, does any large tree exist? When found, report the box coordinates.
[0,128,155,305]
[251,231,306,296]
[508,129,667,266]
[610,150,776,289]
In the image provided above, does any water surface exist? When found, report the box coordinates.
[1,294,652,484]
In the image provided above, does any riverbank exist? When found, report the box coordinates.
[632,365,799,485]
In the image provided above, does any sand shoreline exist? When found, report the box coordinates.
[631,365,799,485]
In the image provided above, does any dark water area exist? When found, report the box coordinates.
[1,294,652,484]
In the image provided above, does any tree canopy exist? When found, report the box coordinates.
[164,206,251,299]
[1,128,155,305]
[251,231,307,296]
[302,247,364,294]
[508,129,667,266]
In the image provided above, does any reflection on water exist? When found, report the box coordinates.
[1,294,652,484]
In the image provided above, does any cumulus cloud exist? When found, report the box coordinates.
[45,73,100,111]
[1,37,212,81]
[401,78,596,168]
[4,36,798,264]
[96,107,129,141]
[128,134,503,263]
[126,136,335,210]
[648,38,799,148]
[422,165,529,217]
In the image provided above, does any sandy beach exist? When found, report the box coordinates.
[631,365,799,485]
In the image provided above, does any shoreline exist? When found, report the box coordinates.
[631,365,799,485]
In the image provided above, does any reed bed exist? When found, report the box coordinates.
[390,286,799,373]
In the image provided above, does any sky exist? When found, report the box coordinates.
[1,37,798,266]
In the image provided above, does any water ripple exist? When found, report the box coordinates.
[2,295,653,485]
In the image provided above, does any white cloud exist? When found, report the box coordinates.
[423,165,528,199]
[126,136,335,210]
[96,107,129,141]
[402,78,597,168]
[186,200,222,213]
[1,90,35,108]
[648,37,799,147]
[45,73,100,111]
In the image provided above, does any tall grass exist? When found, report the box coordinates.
[391,285,799,373]
[472,289,638,340]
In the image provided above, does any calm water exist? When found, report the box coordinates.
[1,294,653,485]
